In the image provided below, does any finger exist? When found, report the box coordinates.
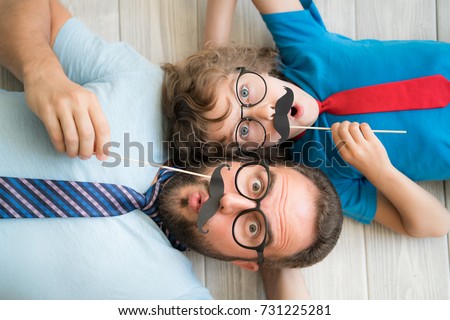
[331,122,344,145]
[89,103,110,161]
[348,122,366,144]
[74,109,95,160]
[360,122,378,142]
[59,112,80,158]
[42,113,66,154]
[331,122,352,156]
[336,121,357,147]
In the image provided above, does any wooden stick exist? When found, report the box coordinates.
[120,156,211,179]
[291,126,407,134]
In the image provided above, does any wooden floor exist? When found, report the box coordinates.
[1,0,449,299]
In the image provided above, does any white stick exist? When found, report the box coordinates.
[120,157,211,179]
[291,126,407,134]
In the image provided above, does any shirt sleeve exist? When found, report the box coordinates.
[52,18,153,86]
[261,0,327,52]
[332,177,378,224]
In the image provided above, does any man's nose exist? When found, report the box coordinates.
[244,103,274,122]
[218,193,255,215]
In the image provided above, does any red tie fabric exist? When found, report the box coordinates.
[318,75,450,115]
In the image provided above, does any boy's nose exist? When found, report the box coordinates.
[218,193,255,216]
[244,104,274,122]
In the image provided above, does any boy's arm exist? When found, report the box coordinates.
[0,0,109,160]
[260,267,310,299]
[203,0,237,48]
[332,121,450,237]
[251,0,304,14]
[203,0,304,48]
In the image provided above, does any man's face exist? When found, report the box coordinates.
[158,161,318,263]
[204,69,320,149]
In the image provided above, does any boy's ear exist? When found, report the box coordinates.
[231,260,259,272]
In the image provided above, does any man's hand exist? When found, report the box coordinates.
[331,121,392,180]
[24,69,110,160]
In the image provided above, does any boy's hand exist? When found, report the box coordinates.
[331,121,392,180]
[24,69,110,161]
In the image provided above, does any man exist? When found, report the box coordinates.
[0,0,342,299]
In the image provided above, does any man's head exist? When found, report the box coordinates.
[158,160,342,270]
[162,45,320,162]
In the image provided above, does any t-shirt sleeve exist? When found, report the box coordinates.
[261,0,327,53]
[332,177,378,224]
[52,18,152,86]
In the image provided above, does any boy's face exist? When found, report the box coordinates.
[205,69,319,149]
[158,161,318,263]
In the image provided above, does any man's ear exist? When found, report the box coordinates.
[231,260,259,272]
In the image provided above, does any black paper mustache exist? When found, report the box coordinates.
[273,86,294,144]
[197,163,230,234]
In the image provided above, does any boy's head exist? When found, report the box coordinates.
[162,45,320,162]
[158,160,343,269]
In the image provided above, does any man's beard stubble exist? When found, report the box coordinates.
[158,171,211,253]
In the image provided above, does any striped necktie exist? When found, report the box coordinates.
[0,168,186,250]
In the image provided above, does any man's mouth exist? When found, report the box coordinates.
[188,190,209,214]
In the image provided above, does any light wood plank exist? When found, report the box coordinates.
[315,0,356,36]
[185,251,206,286]
[437,0,450,41]
[365,181,449,299]
[356,0,437,40]
[303,219,368,299]
[61,0,120,41]
[119,0,198,64]
[205,258,258,300]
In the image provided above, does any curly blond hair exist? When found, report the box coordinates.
[161,45,282,165]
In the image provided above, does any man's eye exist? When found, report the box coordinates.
[249,178,265,198]
[252,180,262,193]
[247,221,260,237]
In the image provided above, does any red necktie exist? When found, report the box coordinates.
[318,75,450,115]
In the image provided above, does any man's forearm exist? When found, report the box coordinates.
[0,0,62,83]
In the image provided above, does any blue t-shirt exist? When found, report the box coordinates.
[0,18,211,299]
[262,0,450,223]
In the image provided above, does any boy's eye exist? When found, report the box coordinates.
[240,85,250,101]
[239,124,250,139]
